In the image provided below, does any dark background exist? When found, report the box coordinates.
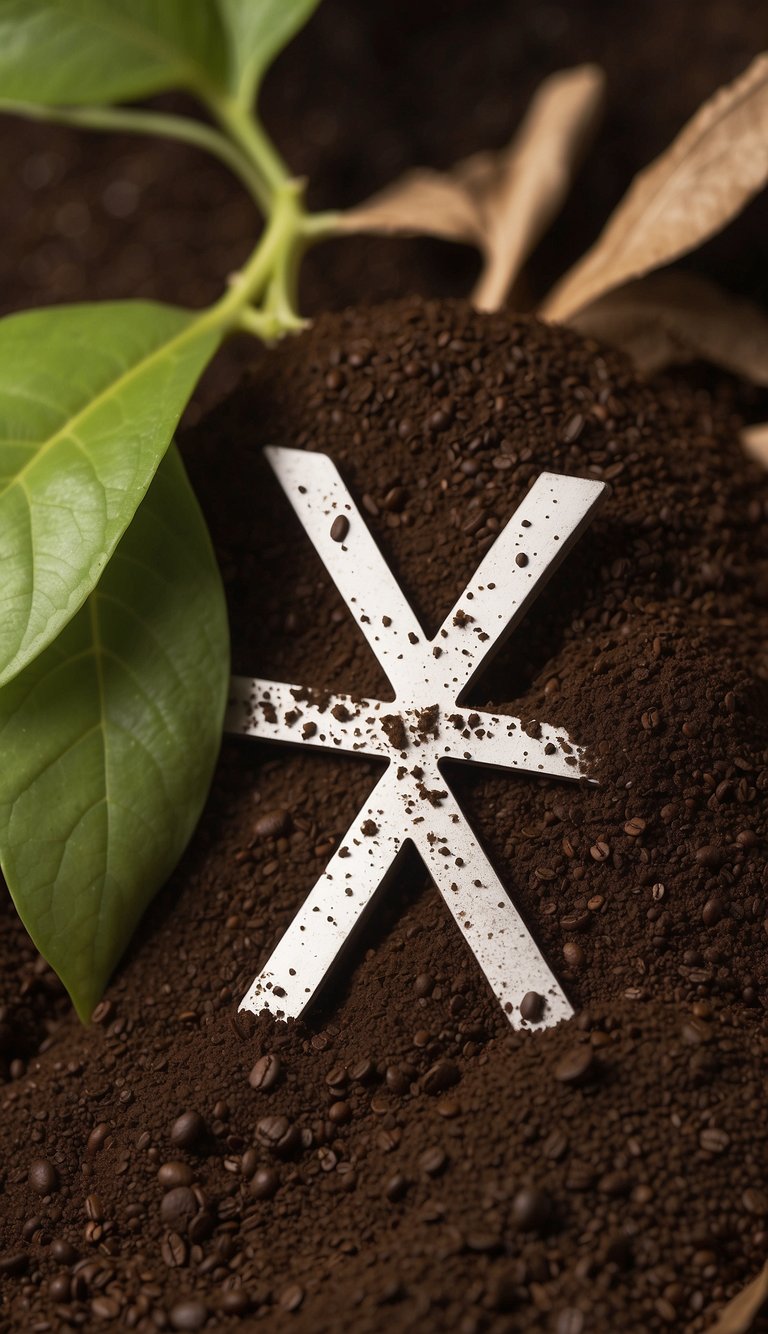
[0,0,766,415]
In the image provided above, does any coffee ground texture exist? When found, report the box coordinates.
[0,300,767,1333]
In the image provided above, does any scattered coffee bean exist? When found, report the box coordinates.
[28,1159,59,1195]
[702,896,724,927]
[50,1239,78,1265]
[743,1187,768,1216]
[158,1162,194,1188]
[251,1168,280,1200]
[169,1111,208,1152]
[248,1053,282,1091]
[520,991,544,1022]
[512,1186,552,1232]
[553,1046,596,1085]
[279,1283,305,1313]
[419,1147,447,1177]
[253,808,291,838]
[49,1273,71,1302]
[169,1300,208,1331]
[330,515,349,542]
[563,942,585,969]
[423,1059,460,1095]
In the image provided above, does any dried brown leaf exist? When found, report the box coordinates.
[566,271,768,383]
[741,422,768,468]
[543,52,768,322]
[338,168,486,248]
[709,1261,768,1333]
[469,65,605,310]
[339,65,604,311]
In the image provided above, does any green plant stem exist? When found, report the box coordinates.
[1,99,270,212]
[211,95,290,197]
[211,178,305,327]
[3,96,343,344]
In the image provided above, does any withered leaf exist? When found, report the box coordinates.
[566,271,768,383]
[708,1261,768,1334]
[339,64,604,312]
[741,422,768,469]
[543,52,768,321]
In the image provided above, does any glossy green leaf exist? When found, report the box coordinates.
[0,301,220,687]
[0,446,229,1020]
[0,0,321,111]
[216,0,321,106]
[0,0,227,105]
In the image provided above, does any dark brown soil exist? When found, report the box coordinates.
[1,300,767,1333]
[1,4,768,1332]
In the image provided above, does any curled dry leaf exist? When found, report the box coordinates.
[741,422,768,469]
[339,64,604,312]
[708,1261,768,1334]
[543,52,768,322]
[567,271,768,382]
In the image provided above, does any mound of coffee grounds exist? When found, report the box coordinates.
[0,300,767,1333]
[197,297,768,1015]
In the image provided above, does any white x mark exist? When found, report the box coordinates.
[227,447,605,1029]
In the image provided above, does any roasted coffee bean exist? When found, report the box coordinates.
[743,1187,768,1216]
[248,1053,282,1091]
[520,991,544,1022]
[50,1239,78,1265]
[276,1282,306,1317]
[251,1168,279,1200]
[423,1060,460,1095]
[512,1186,552,1232]
[253,809,291,838]
[28,1159,59,1195]
[702,896,724,926]
[91,1296,120,1320]
[385,1066,410,1095]
[419,1147,447,1177]
[563,942,585,969]
[384,1172,409,1201]
[169,1111,208,1152]
[169,1300,208,1331]
[553,1046,596,1085]
[49,1273,72,1302]
[330,515,349,542]
[158,1161,194,1188]
[699,1128,730,1153]
[86,1123,110,1154]
[161,1232,188,1268]
[255,1115,300,1156]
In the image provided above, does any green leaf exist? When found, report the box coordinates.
[0,300,220,687]
[0,446,229,1021]
[216,0,321,106]
[0,0,228,106]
